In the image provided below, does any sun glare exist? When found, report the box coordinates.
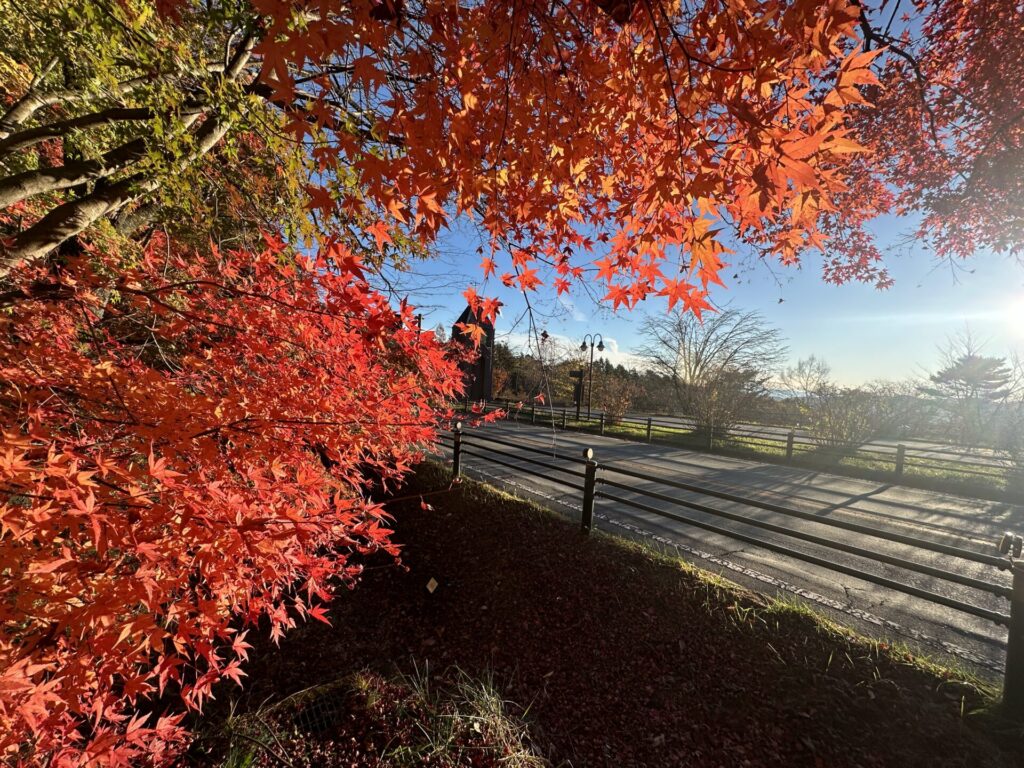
[1008,296,1024,337]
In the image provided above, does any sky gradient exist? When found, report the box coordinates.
[397,214,1024,386]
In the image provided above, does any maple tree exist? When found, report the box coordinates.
[2,0,1022,764]
[3,1,1020,303]
[852,0,1024,262]
[0,230,465,764]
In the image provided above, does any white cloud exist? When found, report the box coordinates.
[499,330,647,370]
[556,293,587,322]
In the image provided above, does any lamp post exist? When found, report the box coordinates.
[580,333,604,419]
[533,330,550,407]
[537,330,550,367]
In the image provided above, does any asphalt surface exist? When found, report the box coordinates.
[512,403,1012,470]
[435,420,1024,680]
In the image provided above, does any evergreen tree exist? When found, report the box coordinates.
[920,333,1019,444]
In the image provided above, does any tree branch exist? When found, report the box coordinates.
[0,137,148,209]
[0,107,154,157]
[0,29,260,278]
[3,102,238,276]
[3,173,156,272]
[0,75,156,141]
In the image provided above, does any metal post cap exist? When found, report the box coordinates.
[998,532,1023,558]
[454,421,463,431]
[582,447,594,461]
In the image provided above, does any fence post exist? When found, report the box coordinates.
[646,416,653,443]
[581,447,597,533]
[452,422,463,479]
[531,402,536,424]
[599,413,605,436]
[1000,533,1024,716]
[895,444,906,477]
[561,408,567,429]
[786,431,795,462]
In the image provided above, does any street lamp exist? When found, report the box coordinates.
[580,333,605,419]
[537,330,550,363]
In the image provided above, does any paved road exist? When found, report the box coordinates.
[501,402,1012,469]
[437,421,1024,679]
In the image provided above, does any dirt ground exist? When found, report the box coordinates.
[191,464,1023,767]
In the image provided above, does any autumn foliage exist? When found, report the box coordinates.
[2,0,1022,763]
[251,0,886,315]
[854,0,1024,260]
[0,234,462,764]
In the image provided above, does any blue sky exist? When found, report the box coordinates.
[395,215,1024,386]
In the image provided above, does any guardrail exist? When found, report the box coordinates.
[438,423,1024,717]
[462,400,1019,499]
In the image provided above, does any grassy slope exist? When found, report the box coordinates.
[195,463,1022,768]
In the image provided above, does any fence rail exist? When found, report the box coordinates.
[461,400,1019,495]
[439,423,1024,717]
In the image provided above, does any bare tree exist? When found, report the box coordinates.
[782,357,916,448]
[862,379,934,440]
[639,307,787,439]
[803,386,880,448]
[780,355,831,401]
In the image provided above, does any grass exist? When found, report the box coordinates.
[198,666,547,768]
[572,505,993,692]
[193,462,1022,767]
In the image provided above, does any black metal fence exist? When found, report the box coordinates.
[464,399,1018,498]
[438,423,1024,717]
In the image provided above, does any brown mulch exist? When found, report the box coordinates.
[192,463,1023,767]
